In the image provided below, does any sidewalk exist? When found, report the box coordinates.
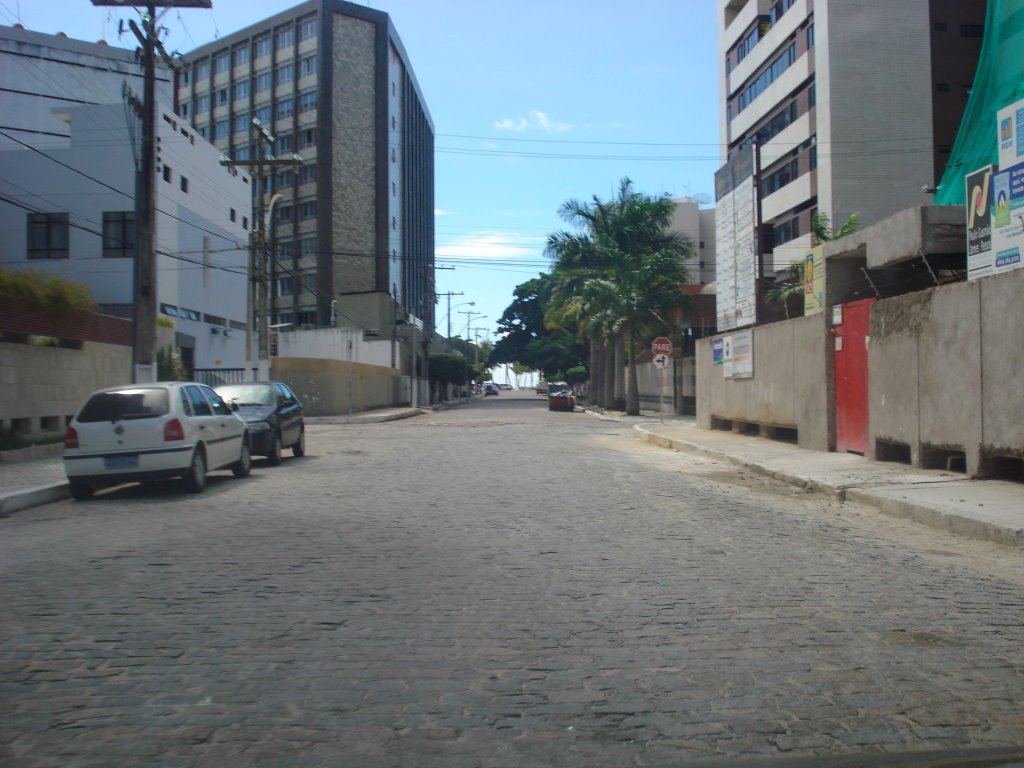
[0,406,428,516]
[588,409,1023,549]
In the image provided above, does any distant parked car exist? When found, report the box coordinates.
[483,383,499,396]
[63,381,251,499]
[215,381,305,464]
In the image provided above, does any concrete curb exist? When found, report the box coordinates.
[0,482,69,516]
[631,424,1022,548]
[304,408,427,425]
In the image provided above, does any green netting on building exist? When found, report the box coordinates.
[935,0,1024,204]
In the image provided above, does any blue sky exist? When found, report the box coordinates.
[6,0,721,345]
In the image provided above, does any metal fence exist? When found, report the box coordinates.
[192,368,253,386]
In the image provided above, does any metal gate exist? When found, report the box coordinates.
[834,298,874,454]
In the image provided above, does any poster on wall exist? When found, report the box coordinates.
[966,165,994,279]
[804,245,824,315]
[998,97,1024,171]
[991,161,1024,273]
[722,329,754,380]
[712,338,724,366]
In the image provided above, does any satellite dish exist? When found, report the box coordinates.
[691,192,713,206]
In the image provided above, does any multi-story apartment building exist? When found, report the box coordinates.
[669,197,717,288]
[717,0,984,275]
[177,0,434,339]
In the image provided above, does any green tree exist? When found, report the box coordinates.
[546,178,692,415]
[767,212,859,318]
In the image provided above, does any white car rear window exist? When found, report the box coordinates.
[77,389,169,423]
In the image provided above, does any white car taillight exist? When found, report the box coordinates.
[64,426,79,449]
[164,418,185,442]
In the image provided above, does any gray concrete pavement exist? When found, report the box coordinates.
[2,393,1024,766]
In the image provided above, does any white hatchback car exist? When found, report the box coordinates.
[64,382,251,499]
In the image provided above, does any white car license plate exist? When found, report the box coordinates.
[105,455,139,470]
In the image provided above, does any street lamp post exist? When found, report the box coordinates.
[460,310,484,340]
[444,301,474,340]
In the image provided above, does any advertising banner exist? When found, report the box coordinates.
[966,165,994,279]
[714,146,758,331]
[998,97,1024,171]
[991,160,1024,274]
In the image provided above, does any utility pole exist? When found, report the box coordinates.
[436,291,463,340]
[220,119,301,379]
[92,0,211,383]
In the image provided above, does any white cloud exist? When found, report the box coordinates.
[436,233,544,261]
[434,208,454,216]
[493,110,573,133]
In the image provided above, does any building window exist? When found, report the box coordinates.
[233,114,249,132]
[180,70,190,86]
[276,63,294,86]
[213,52,230,74]
[254,70,271,93]
[809,145,817,169]
[243,216,249,230]
[960,24,984,37]
[298,200,316,221]
[299,128,316,149]
[27,213,69,259]
[180,176,189,193]
[772,216,800,246]
[102,211,134,258]
[299,55,317,78]
[254,34,271,58]
[299,164,316,185]
[196,125,208,139]
[276,26,294,49]
[734,25,759,63]
[233,81,250,101]
[195,94,210,113]
[807,22,814,47]
[275,204,292,224]
[276,133,295,154]
[276,98,294,120]
[276,169,295,188]
[230,208,237,223]
[298,15,317,41]
[254,104,271,124]
[300,237,316,257]
[233,45,249,67]
[195,60,210,80]
[214,119,228,140]
[234,145,251,161]
[277,276,295,296]
[737,42,797,113]
[762,159,800,197]
[163,165,172,183]
[216,88,228,106]
[297,310,316,326]
[180,102,189,119]
[299,91,317,113]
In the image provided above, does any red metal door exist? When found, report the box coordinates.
[834,298,874,454]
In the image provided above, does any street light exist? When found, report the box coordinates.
[443,300,474,340]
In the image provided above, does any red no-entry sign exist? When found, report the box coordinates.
[651,336,673,356]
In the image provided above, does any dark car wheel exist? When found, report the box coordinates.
[69,482,93,501]
[267,431,282,465]
[292,427,305,458]
[232,438,252,478]
[182,447,207,493]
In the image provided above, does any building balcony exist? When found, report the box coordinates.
[722,0,768,53]
[730,51,811,141]
[760,111,812,170]
[762,171,812,222]
[768,232,812,272]
[728,0,808,94]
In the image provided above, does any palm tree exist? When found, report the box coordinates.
[546,178,692,415]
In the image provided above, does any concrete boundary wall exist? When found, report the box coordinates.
[696,314,830,451]
[869,268,1024,476]
[271,357,399,417]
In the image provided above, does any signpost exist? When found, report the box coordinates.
[651,337,673,420]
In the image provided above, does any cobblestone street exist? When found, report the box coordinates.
[2,393,1023,766]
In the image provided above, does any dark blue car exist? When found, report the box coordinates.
[215,381,305,465]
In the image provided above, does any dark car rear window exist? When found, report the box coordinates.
[77,389,170,422]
